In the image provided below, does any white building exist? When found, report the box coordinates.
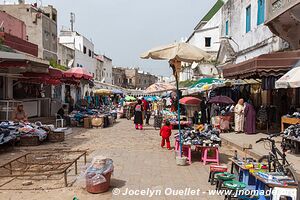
[59,30,96,76]
[181,0,224,82]
[102,55,113,84]
[217,0,287,67]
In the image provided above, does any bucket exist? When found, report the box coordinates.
[176,156,187,166]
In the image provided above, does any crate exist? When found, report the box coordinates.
[48,131,65,142]
[20,136,41,146]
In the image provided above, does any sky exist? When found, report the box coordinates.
[5,0,217,77]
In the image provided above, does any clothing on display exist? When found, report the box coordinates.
[283,124,300,141]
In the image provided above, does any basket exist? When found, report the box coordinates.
[48,131,65,142]
[91,117,104,128]
[86,172,112,194]
[20,135,41,146]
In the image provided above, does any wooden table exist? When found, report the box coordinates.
[281,117,300,132]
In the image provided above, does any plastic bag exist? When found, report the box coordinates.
[77,156,114,188]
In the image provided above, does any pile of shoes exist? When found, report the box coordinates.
[174,124,221,147]
[285,112,300,119]
[283,124,300,141]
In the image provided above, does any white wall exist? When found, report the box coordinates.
[221,0,284,64]
[102,57,113,84]
[188,9,222,53]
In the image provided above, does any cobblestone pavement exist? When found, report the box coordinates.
[0,119,234,200]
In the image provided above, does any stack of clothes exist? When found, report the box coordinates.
[283,124,300,141]
[0,121,49,145]
[285,112,300,119]
[175,124,221,147]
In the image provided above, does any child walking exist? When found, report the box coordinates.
[160,120,172,150]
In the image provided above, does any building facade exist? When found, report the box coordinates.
[182,0,224,81]
[102,55,113,84]
[217,0,287,67]
[57,43,75,69]
[265,0,300,49]
[0,10,26,39]
[1,2,58,61]
[112,67,158,89]
[112,67,127,87]
[59,30,95,76]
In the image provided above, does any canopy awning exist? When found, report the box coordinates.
[221,50,300,79]
[0,51,49,73]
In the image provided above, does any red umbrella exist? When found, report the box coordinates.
[64,67,93,80]
[179,97,201,105]
[208,95,235,104]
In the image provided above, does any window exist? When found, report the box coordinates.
[257,0,265,25]
[144,80,146,84]
[83,46,87,54]
[129,79,132,84]
[88,49,92,57]
[77,63,80,67]
[246,5,251,33]
[205,37,211,47]
[225,20,229,36]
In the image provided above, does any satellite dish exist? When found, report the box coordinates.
[67,59,74,68]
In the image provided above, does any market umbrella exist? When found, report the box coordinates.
[145,82,176,94]
[179,97,201,105]
[112,89,124,94]
[94,89,112,95]
[208,95,235,104]
[275,67,300,89]
[188,78,224,94]
[125,96,136,101]
[141,42,212,63]
[141,42,212,157]
[64,67,93,80]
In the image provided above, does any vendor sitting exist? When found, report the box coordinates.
[12,104,28,122]
[57,104,70,126]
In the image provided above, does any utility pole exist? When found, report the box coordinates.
[70,12,75,32]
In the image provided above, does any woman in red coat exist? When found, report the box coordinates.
[160,120,172,150]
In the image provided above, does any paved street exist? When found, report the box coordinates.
[0,119,235,200]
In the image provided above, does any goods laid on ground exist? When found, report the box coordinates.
[69,106,117,128]
[283,124,300,154]
[83,156,114,194]
[0,121,50,146]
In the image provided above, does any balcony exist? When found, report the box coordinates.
[0,32,38,57]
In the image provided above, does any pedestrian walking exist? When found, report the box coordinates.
[234,98,245,133]
[244,100,256,134]
[134,99,144,130]
[160,120,172,150]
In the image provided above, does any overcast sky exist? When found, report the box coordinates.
[6,0,217,76]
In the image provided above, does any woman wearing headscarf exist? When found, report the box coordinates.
[244,100,256,134]
[234,99,245,133]
[134,99,144,130]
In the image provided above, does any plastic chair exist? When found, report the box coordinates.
[55,114,64,128]
[208,165,228,185]
[201,147,220,165]
[272,187,297,200]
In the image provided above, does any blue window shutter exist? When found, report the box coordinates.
[246,5,251,33]
[257,0,265,25]
[225,20,229,36]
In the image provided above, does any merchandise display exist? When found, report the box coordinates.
[0,121,50,145]
[285,112,300,119]
[175,124,221,146]
[283,124,300,141]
